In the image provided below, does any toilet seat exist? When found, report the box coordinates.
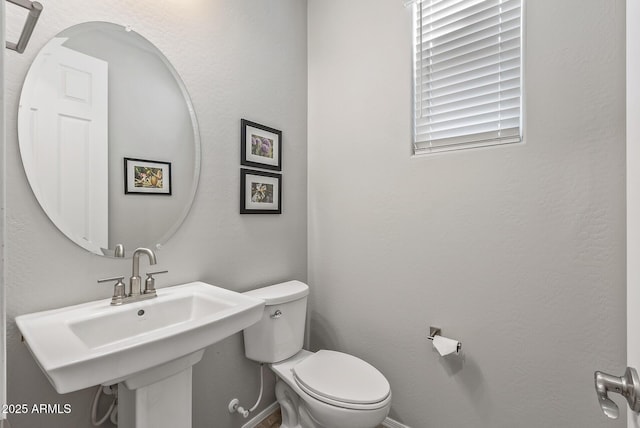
[292,350,391,410]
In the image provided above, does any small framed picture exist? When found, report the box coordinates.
[124,157,172,195]
[240,169,282,214]
[241,119,282,171]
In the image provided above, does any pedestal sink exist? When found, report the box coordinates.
[15,281,265,428]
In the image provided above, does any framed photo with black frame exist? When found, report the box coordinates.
[240,168,282,214]
[241,119,282,171]
[124,157,172,195]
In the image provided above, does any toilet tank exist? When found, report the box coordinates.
[242,280,309,363]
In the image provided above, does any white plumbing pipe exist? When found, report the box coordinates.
[110,405,117,426]
[248,363,264,412]
[228,363,265,418]
[90,385,117,426]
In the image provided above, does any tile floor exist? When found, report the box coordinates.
[254,409,281,428]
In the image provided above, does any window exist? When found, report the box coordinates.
[412,0,522,154]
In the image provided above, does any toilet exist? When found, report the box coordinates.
[243,281,391,428]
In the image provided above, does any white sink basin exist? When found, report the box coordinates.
[16,281,265,393]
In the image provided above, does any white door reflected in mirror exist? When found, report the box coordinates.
[21,38,109,254]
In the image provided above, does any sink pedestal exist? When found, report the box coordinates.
[118,351,204,428]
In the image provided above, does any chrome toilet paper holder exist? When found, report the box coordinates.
[427,326,462,353]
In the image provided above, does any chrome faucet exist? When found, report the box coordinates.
[130,247,157,297]
[98,247,168,305]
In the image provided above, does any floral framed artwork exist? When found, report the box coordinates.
[241,119,282,171]
[124,157,172,195]
[240,169,282,214]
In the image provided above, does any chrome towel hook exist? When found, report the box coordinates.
[5,0,43,54]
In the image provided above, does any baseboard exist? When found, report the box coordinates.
[240,401,279,428]
[383,416,411,428]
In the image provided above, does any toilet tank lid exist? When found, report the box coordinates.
[243,280,309,305]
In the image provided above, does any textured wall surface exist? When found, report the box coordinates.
[308,1,626,427]
[4,0,307,426]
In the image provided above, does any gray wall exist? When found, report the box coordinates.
[307,1,626,428]
[4,0,307,427]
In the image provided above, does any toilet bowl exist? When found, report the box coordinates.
[271,349,391,428]
[242,281,391,428]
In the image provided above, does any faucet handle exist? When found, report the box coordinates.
[97,276,125,282]
[144,270,168,295]
[98,276,126,305]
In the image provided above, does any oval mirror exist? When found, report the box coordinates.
[18,22,200,258]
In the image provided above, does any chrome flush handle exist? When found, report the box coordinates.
[594,367,640,419]
[270,309,283,319]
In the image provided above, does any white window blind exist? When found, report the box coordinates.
[413,0,522,154]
